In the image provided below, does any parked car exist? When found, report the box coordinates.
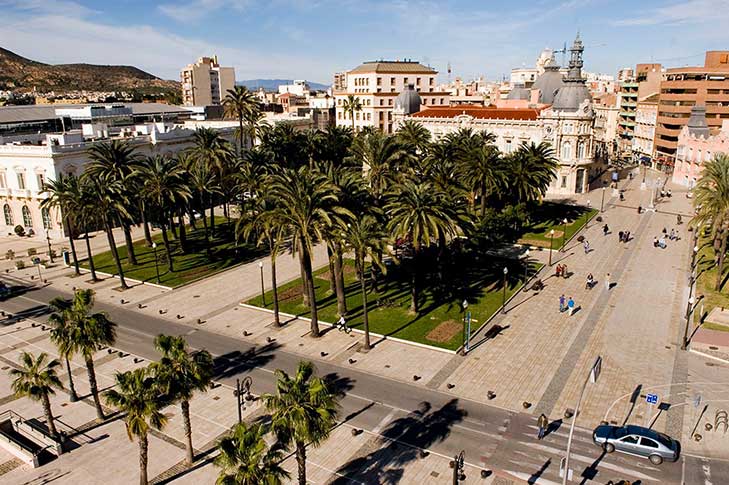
[592,424,679,465]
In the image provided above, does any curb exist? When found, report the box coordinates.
[75,266,172,291]
[689,348,729,365]
[238,302,458,355]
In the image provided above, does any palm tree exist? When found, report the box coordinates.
[40,173,81,275]
[223,86,259,153]
[48,296,79,402]
[507,141,558,204]
[214,422,289,485]
[150,334,213,467]
[65,289,116,419]
[78,179,101,282]
[244,108,266,148]
[86,140,140,265]
[262,361,339,485]
[461,143,506,216]
[185,154,222,255]
[342,213,388,350]
[105,368,168,485]
[386,181,459,313]
[10,352,64,439]
[341,94,362,133]
[138,156,191,272]
[189,128,235,234]
[396,119,431,156]
[348,130,407,204]
[268,168,346,336]
[694,153,729,290]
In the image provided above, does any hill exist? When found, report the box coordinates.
[0,47,179,94]
[237,79,329,92]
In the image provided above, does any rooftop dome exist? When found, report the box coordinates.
[532,57,564,104]
[687,105,710,137]
[394,84,422,115]
[552,33,592,112]
[507,83,530,100]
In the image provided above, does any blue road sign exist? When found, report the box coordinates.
[646,393,658,405]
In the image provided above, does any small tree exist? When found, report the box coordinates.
[214,422,289,485]
[10,352,64,439]
[14,225,25,237]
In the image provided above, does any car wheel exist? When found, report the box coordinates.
[603,443,615,453]
[649,454,663,465]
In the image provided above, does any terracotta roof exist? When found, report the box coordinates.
[349,61,437,74]
[410,105,543,121]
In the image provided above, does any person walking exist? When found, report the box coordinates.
[605,273,611,291]
[559,294,566,313]
[562,263,568,279]
[537,413,549,440]
[586,273,594,290]
[603,224,609,236]
[567,297,575,315]
[583,240,590,254]
[618,230,624,242]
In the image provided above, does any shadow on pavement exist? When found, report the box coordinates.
[212,342,279,379]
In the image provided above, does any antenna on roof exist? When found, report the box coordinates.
[447,62,452,84]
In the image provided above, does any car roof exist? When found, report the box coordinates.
[625,425,672,445]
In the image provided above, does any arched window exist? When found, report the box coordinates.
[22,205,32,227]
[3,204,12,226]
[561,141,571,160]
[577,141,585,159]
[42,207,52,230]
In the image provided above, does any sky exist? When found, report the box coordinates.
[1,0,728,85]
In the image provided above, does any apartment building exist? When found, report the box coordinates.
[181,56,236,107]
[617,63,662,157]
[655,51,729,165]
[633,94,659,163]
[334,60,450,133]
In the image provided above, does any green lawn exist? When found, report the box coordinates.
[247,256,542,351]
[696,230,729,325]
[82,218,265,288]
[518,202,598,248]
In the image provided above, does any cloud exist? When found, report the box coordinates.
[0,0,94,17]
[158,0,251,22]
[611,0,729,27]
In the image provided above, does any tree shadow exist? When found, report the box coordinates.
[579,450,607,484]
[0,303,51,326]
[331,399,466,485]
[211,342,279,379]
[322,372,355,399]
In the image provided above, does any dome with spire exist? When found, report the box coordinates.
[532,56,564,104]
[394,84,422,115]
[687,105,710,137]
[552,33,592,111]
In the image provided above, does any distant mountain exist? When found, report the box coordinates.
[0,47,179,94]
[237,79,330,92]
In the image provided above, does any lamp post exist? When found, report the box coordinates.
[682,296,696,350]
[561,218,568,252]
[151,242,160,284]
[259,261,266,306]
[600,187,606,213]
[234,377,253,424]
[523,249,530,290]
[45,228,54,263]
[502,266,508,314]
[549,229,555,266]
[451,450,465,485]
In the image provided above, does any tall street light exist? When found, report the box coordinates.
[561,218,568,252]
[600,187,606,213]
[259,261,266,306]
[523,249,530,291]
[501,266,508,314]
[151,242,160,284]
[549,229,555,266]
[45,228,54,263]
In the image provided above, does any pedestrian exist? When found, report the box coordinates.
[669,229,675,240]
[605,273,611,290]
[556,264,562,278]
[653,236,659,248]
[618,230,624,242]
[567,296,575,315]
[603,224,609,236]
[659,236,667,249]
[668,189,672,197]
[559,294,566,313]
[563,263,568,278]
[662,227,667,235]
[638,205,642,214]
[625,231,631,242]
[583,240,590,254]
[587,199,591,208]
[537,413,549,440]
[586,273,594,290]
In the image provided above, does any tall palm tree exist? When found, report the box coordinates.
[342,213,388,350]
[268,168,346,337]
[150,334,213,467]
[386,181,459,313]
[48,296,79,402]
[461,143,506,216]
[348,130,407,204]
[85,140,140,265]
[507,141,558,204]
[105,368,168,485]
[185,154,222,255]
[341,94,362,133]
[65,289,116,419]
[262,361,339,485]
[10,352,64,439]
[189,128,235,234]
[214,422,289,485]
[396,119,431,156]
[223,86,259,152]
[138,156,191,272]
[693,153,729,290]
[244,108,266,148]
[78,179,101,282]
[40,173,81,275]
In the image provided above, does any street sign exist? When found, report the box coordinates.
[559,457,573,480]
[646,393,658,405]
[31,257,40,265]
[589,356,602,384]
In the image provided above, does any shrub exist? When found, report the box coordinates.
[14,225,24,237]
[15,260,25,269]
[5,250,14,260]
[27,248,37,257]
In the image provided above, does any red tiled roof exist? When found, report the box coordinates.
[410,105,543,121]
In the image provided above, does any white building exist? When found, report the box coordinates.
[181,56,236,107]
[278,80,311,97]
[334,60,450,133]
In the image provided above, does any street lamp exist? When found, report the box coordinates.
[259,261,266,306]
[502,266,508,314]
[234,377,253,424]
[451,450,465,484]
[600,187,606,213]
[45,228,54,263]
[151,242,161,284]
[549,229,555,266]
[523,249,530,290]
[561,218,568,252]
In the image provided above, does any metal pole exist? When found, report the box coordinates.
[600,187,605,213]
[563,370,591,484]
[502,267,508,314]
[152,243,160,284]
[236,378,242,424]
[36,264,42,282]
[46,229,54,263]
[549,232,554,266]
[259,262,266,306]
[561,219,568,252]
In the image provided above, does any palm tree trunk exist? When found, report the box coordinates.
[301,238,319,336]
[85,355,104,420]
[139,432,149,485]
[209,194,215,236]
[480,185,487,217]
[332,242,347,316]
[295,440,307,485]
[181,400,194,466]
[160,223,174,272]
[716,231,727,291]
[200,202,211,255]
[65,356,78,402]
[41,392,59,439]
[169,215,177,239]
[65,216,80,275]
[238,117,244,154]
[409,249,419,314]
[140,203,153,246]
[188,206,197,231]
[84,230,98,282]
[122,222,137,265]
[105,221,127,289]
[360,262,371,350]
[326,245,336,293]
[271,249,280,327]
[178,214,187,254]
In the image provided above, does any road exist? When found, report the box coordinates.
[1,277,722,484]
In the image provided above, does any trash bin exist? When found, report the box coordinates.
[62,250,70,266]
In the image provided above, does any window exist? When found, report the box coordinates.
[388,99,393,106]
[621,436,640,445]
[22,205,32,227]
[403,77,408,84]
[377,77,382,85]
[356,112,360,120]
[366,113,371,121]
[390,77,395,85]
[561,141,572,160]
[36,173,45,190]
[640,438,659,448]
[42,207,51,230]
[577,142,585,159]
[17,172,25,190]
[416,77,421,85]
[430,78,434,85]
[0,172,6,188]
[3,204,12,225]
[505,139,512,153]
[561,176,567,188]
